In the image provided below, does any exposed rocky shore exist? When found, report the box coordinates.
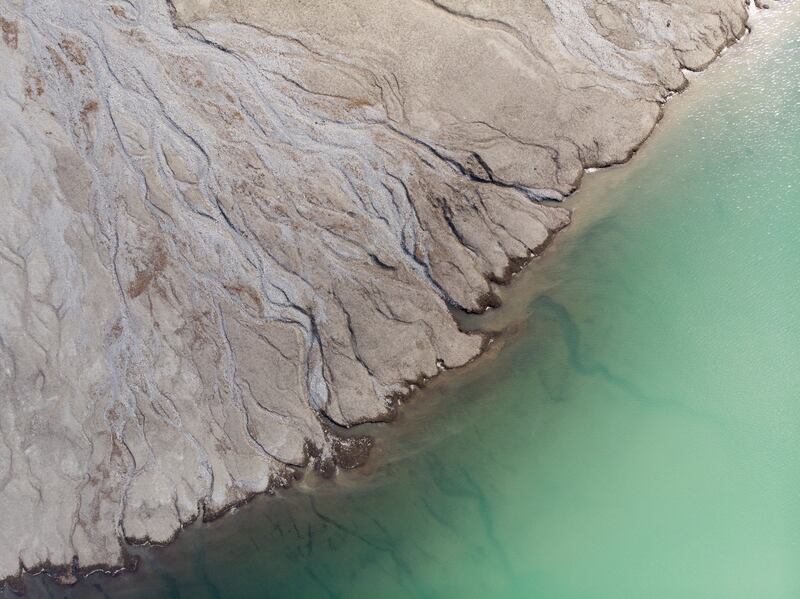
[0,0,753,589]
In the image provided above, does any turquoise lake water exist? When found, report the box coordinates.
[15,5,800,598]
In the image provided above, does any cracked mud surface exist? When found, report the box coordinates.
[0,0,750,586]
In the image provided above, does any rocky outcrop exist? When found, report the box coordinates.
[0,0,750,587]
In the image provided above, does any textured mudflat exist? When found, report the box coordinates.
[0,0,749,586]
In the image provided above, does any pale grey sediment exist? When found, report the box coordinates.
[0,0,752,588]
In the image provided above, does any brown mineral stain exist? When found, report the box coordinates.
[110,321,124,339]
[80,99,99,124]
[125,28,146,43]
[47,46,73,83]
[225,284,263,311]
[0,17,18,49]
[346,98,372,109]
[127,244,168,299]
[25,70,44,99]
[60,37,87,66]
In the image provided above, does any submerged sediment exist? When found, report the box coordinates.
[0,0,753,588]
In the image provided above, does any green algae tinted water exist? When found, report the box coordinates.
[20,6,800,599]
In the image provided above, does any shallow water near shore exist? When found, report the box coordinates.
[15,5,800,598]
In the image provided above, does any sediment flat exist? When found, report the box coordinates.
[0,0,754,588]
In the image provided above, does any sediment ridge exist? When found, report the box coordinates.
[0,0,755,590]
